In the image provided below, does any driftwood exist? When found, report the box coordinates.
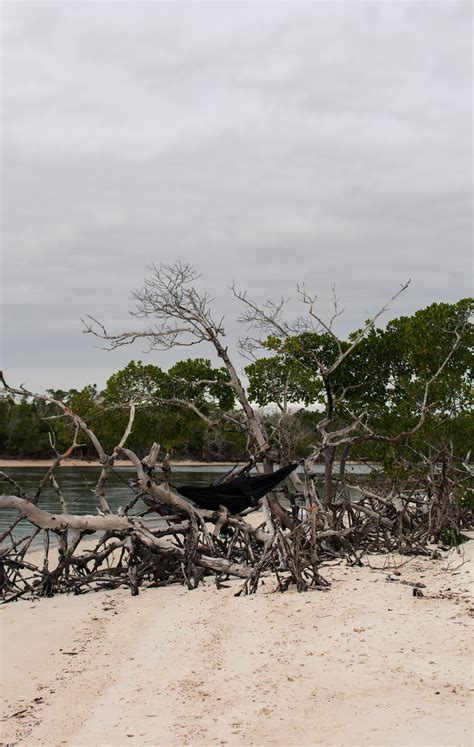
[0,376,331,599]
[0,334,472,603]
[0,461,323,600]
[1,436,471,602]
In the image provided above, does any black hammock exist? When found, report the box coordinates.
[177,463,298,514]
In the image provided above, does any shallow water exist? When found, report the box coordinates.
[0,466,219,548]
[0,463,375,549]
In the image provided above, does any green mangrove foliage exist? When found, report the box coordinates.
[0,300,472,465]
[245,298,473,463]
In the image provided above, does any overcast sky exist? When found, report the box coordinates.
[1,1,472,392]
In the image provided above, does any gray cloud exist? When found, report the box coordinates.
[1,1,472,391]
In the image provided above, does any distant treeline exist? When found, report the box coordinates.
[1,299,472,463]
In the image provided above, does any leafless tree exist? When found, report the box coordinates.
[83,263,273,461]
[83,263,468,523]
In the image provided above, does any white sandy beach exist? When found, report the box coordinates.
[1,541,473,747]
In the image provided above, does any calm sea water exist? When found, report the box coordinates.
[0,463,374,549]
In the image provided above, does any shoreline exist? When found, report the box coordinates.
[0,458,380,470]
[1,544,472,746]
[0,459,241,469]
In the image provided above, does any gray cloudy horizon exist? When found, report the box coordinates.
[1,1,472,392]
